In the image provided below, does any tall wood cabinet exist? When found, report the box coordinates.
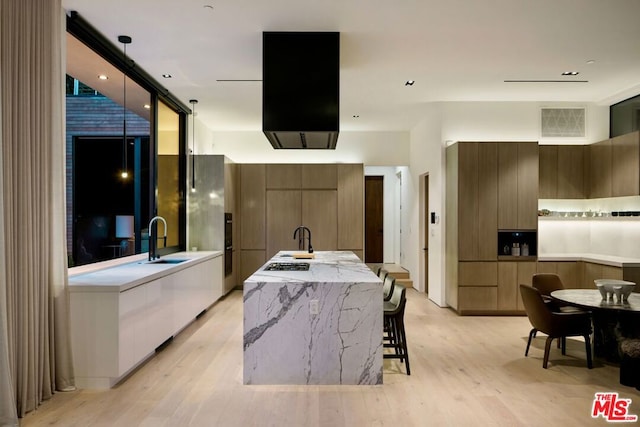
[238,163,364,283]
[446,142,539,315]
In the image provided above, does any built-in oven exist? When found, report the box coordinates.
[224,212,232,276]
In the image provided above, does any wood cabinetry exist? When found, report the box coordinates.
[538,145,558,199]
[498,142,538,230]
[302,164,338,189]
[611,131,640,197]
[446,142,538,314]
[539,146,587,199]
[239,164,266,249]
[589,139,612,198]
[266,164,301,189]
[239,163,364,276]
[536,261,583,289]
[498,261,535,311]
[266,190,302,259]
[302,190,338,252]
[337,164,364,253]
[582,262,623,288]
[457,143,497,261]
[558,145,587,199]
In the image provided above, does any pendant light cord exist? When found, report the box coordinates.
[190,99,198,191]
[118,35,132,179]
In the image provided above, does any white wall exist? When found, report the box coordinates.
[407,104,444,303]
[200,130,410,165]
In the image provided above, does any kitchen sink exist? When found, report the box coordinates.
[147,258,189,264]
[264,262,310,271]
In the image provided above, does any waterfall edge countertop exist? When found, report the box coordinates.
[244,250,379,284]
[68,251,223,292]
[243,250,383,385]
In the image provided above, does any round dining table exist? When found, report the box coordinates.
[551,289,640,362]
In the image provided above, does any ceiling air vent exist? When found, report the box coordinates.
[541,108,585,138]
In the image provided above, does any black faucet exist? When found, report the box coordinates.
[293,226,313,253]
[148,215,167,261]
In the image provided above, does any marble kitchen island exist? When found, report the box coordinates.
[243,251,383,385]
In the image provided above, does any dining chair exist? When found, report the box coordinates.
[520,284,593,369]
[377,267,388,281]
[531,273,587,347]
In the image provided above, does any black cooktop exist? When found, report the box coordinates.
[264,262,310,271]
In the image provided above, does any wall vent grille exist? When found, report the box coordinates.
[541,108,585,138]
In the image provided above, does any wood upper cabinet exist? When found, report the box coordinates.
[457,143,479,261]
[266,164,301,189]
[498,143,518,229]
[239,164,266,250]
[266,190,302,259]
[302,190,337,251]
[517,143,539,229]
[301,164,337,189]
[538,145,558,199]
[557,145,586,199]
[589,139,612,198]
[611,131,640,197]
[337,164,364,251]
[478,144,498,259]
[539,145,586,199]
[457,143,497,261]
[498,142,538,230]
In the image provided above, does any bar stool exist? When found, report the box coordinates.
[383,275,395,301]
[383,285,410,375]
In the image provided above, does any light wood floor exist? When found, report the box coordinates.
[21,289,640,426]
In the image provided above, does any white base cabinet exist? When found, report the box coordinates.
[70,254,222,388]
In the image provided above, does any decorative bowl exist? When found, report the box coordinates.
[595,279,636,302]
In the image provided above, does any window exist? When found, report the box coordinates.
[66,20,187,267]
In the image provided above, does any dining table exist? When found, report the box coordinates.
[551,289,640,362]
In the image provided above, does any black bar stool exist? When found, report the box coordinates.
[383,285,410,375]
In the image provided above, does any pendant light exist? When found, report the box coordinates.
[119,35,132,179]
[189,99,198,192]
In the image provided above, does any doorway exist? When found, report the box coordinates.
[365,176,384,263]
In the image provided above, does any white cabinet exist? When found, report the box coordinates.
[70,254,223,388]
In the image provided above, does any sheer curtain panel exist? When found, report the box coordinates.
[0,0,75,421]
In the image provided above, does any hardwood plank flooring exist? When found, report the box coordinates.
[21,289,640,426]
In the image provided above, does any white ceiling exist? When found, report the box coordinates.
[62,0,640,133]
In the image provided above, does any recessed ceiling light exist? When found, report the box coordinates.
[98,74,108,80]
[204,4,214,10]
[353,115,359,118]
[586,60,595,65]
[561,71,579,76]
[143,104,151,109]
[405,80,415,86]
[162,74,172,78]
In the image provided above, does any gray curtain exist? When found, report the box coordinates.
[0,0,75,421]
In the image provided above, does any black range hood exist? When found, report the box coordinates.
[262,32,339,149]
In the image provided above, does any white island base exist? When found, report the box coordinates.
[243,251,383,385]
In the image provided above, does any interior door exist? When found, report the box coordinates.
[365,176,383,263]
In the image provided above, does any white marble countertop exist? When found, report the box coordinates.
[538,253,640,268]
[245,251,381,284]
[68,251,223,293]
